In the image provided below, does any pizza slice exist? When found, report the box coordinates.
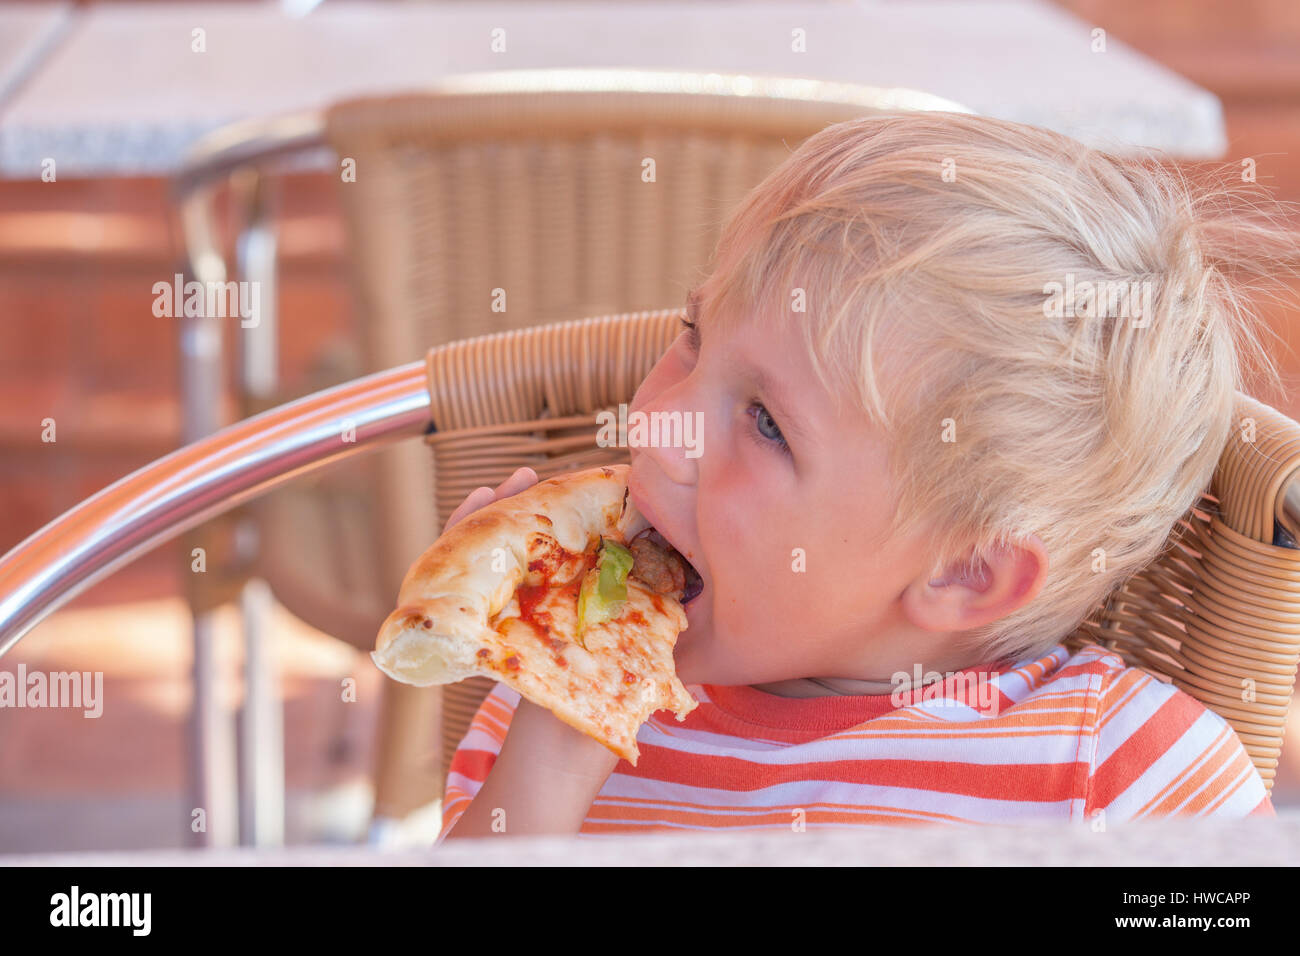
[372,464,703,765]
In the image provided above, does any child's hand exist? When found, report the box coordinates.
[444,686,622,841]
[504,694,623,782]
[439,465,622,838]
[442,695,620,839]
[443,466,540,532]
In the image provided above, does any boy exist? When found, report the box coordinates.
[436,112,1283,839]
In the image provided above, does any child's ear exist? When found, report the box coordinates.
[902,535,1049,633]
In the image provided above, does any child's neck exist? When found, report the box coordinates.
[753,653,1015,698]
[751,676,900,698]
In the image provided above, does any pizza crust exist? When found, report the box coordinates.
[371,463,695,764]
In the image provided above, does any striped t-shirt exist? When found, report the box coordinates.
[435,642,1274,841]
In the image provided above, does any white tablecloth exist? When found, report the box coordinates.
[0,0,1226,178]
[4,815,1297,866]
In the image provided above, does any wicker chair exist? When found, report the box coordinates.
[234,71,971,820]
[421,308,1300,795]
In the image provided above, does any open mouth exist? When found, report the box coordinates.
[620,485,704,605]
[681,557,704,604]
[634,528,707,600]
[629,528,704,604]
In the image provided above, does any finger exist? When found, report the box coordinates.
[494,466,539,499]
[444,485,495,530]
[444,469,538,532]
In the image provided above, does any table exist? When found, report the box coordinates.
[0,0,1227,179]
[0,3,72,110]
[4,815,1298,865]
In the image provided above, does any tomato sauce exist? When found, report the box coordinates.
[516,582,549,622]
[516,547,598,632]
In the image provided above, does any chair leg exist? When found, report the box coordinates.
[238,576,284,846]
[231,165,286,846]
[179,281,245,847]
[188,607,239,847]
[369,682,444,832]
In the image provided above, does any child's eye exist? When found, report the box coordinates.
[747,402,791,457]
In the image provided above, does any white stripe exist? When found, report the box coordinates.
[639,718,1090,765]
[597,774,1076,823]
[443,769,486,801]
[1092,673,1168,767]
[1155,726,1243,818]
[1109,713,1232,820]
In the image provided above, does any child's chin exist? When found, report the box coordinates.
[673,595,713,683]
[671,632,705,685]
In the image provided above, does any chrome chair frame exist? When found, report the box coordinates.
[0,363,429,846]
[0,363,431,651]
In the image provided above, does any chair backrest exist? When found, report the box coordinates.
[323,71,968,356]
[425,309,1300,793]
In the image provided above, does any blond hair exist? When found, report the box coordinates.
[693,111,1295,666]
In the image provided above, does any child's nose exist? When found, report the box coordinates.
[626,392,703,487]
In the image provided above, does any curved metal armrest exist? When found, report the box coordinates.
[0,361,432,656]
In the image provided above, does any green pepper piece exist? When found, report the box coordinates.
[576,538,634,646]
[596,539,634,603]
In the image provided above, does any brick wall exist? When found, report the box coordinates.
[0,172,354,603]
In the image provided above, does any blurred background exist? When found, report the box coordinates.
[1,0,1298,854]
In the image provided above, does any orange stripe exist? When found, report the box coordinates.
[1248,793,1276,817]
[1097,670,1153,732]
[1089,690,1205,811]
[444,747,498,789]
[579,809,954,833]
[476,693,519,736]
[437,797,472,841]
[867,689,1099,716]
[1134,725,1234,818]
[626,744,1082,801]
[591,796,974,825]
[1197,751,1258,816]
[835,721,1095,742]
